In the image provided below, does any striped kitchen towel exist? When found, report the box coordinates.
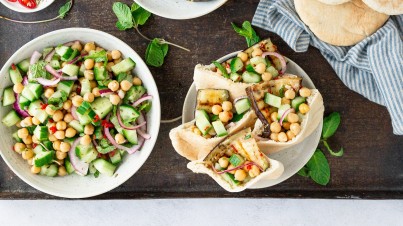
[252,0,403,135]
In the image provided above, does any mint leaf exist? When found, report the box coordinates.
[58,0,73,19]
[231,21,260,47]
[113,2,133,30]
[131,4,151,26]
[116,21,127,31]
[212,61,229,78]
[297,166,309,177]
[131,2,140,12]
[305,149,330,186]
[322,112,341,139]
[323,140,344,157]
[145,39,169,67]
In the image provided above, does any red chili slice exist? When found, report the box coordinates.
[8,0,17,2]
[93,115,100,122]
[11,63,17,70]
[18,0,37,9]
[49,126,57,134]
[40,103,48,110]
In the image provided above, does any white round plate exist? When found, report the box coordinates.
[134,0,228,20]
[0,28,161,198]
[0,0,55,13]
[182,51,322,189]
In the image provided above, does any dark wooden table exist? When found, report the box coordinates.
[0,0,402,199]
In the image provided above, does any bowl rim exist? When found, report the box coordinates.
[0,27,161,198]
[0,0,55,13]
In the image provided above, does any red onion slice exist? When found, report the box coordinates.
[211,161,264,175]
[68,53,88,64]
[234,96,248,103]
[68,137,89,175]
[262,52,287,74]
[279,108,294,126]
[44,49,55,62]
[132,95,153,107]
[63,41,76,47]
[71,106,78,120]
[116,108,146,130]
[137,113,147,131]
[22,76,28,85]
[99,88,113,97]
[45,64,62,78]
[60,76,78,81]
[137,129,151,140]
[30,51,42,65]
[127,136,145,155]
[37,78,61,86]
[13,93,30,117]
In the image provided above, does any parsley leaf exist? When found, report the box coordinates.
[112,2,134,30]
[231,21,260,47]
[58,0,73,19]
[131,3,151,26]
[145,38,169,67]
[302,149,330,186]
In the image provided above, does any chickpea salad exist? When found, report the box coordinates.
[1,40,153,177]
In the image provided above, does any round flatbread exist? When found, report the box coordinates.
[294,0,389,46]
[317,0,351,5]
[362,0,403,15]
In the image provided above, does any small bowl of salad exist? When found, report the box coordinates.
[0,28,161,198]
[0,0,55,13]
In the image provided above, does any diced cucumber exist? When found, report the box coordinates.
[2,110,21,127]
[212,120,228,137]
[277,104,291,120]
[64,49,79,62]
[109,151,122,165]
[111,58,136,75]
[79,63,86,76]
[212,61,229,78]
[234,98,251,114]
[229,154,245,167]
[122,129,138,145]
[18,95,30,109]
[291,96,306,111]
[55,46,74,61]
[17,59,30,73]
[21,85,36,101]
[97,145,115,154]
[2,87,16,106]
[39,164,58,177]
[76,110,91,125]
[69,119,85,132]
[42,141,54,151]
[123,86,146,103]
[80,79,91,96]
[33,144,46,154]
[34,151,55,167]
[28,100,49,123]
[94,126,103,140]
[119,104,140,124]
[62,64,79,77]
[25,83,43,100]
[230,72,241,82]
[50,59,61,69]
[245,64,257,73]
[33,126,49,141]
[222,173,240,186]
[64,159,75,174]
[76,101,91,115]
[230,57,244,73]
[94,65,108,81]
[9,67,23,84]
[110,115,124,134]
[75,144,98,163]
[48,90,68,106]
[93,159,117,176]
[91,97,113,119]
[195,109,212,135]
[116,72,133,83]
[242,71,261,83]
[89,162,97,174]
[266,65,279,78]
[250,56,266,66]
[264,93,282,108]
[57,80,74,95]
[42,47,54,60]
[12,131,22,142]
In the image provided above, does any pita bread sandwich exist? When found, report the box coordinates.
[187,128,284,192]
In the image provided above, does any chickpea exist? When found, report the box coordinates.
[84,124,94,135]
[44,88,54,99]
[108,80,120,92]
[84,59,95,70]
[84,70,94,80]
[53,110,64,122]
[31,165,41,174]
[80,135,92,145]
[27,158,34,165]
[211,105,223,115]
[96,47,104,52]
[14,143,26,153]
[49,134,57,142]
[219,111,233,123]
[299,103,310,114]
[110,94,121,105]
[282,122,291,130]
[95,62,103,68]
[72,95,84,107]
[255,63,266,74]
[111,50,121,60]
[257,100,265,110]
[22,135,32,145]
[22,149,34,160]
[22,117,33,127]
[53,140,61,151]
[290,123,301,135]
[64,113,74,123]
[114,58,122,64]
[227,164,236,174]
[13,83,24,94]
[270,122,281,133]
[284,89,296,100]
[287,113,299,123]
[286,130,296,140]
[252,48,263,57]
[84,42,96,52]
[106,51,113,61]
[299,87,311,98]
[249,165,261,178]
[56,121,67,131]
[71,41,82,51]
[270,132,279,141]
[234,169,247,181]
[115,133,126,144]
[32,117,41,125]
[83,93,95,103]
[65,127,77,138]
[221,101,233,112]
[32,135,39,144]
[69,92,77,99]
[56,151,67,160]
[262,72,272,81]
[92,87,100,97]
[15,121,21,128]
[120,80,132,92]
[192,127,202,136]
[45,105,56,116]
[60,142,71,153]
[237,52,248,62]
[58,166,67,176]
[270,112,278,122]
[54,130,65,140]
[17,128,29,139]
[278,132,288,142]
[106,62,115,72]
[132,77,142,86]
[218,157,229,169]
[281,97,290,105]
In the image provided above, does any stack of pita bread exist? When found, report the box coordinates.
[295,0,402,46]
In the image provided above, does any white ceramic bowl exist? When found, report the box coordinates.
[182,51,322,189]
[0,28,161,198]
[134,0,228,20]
[0,0,55,13]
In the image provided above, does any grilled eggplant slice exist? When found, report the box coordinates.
[196,89,229,113]
[269,75,302,96]
[246,83,271,138]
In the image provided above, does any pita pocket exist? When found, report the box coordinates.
[362,0,403,15]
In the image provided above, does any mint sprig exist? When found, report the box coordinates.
[232,21,260,47]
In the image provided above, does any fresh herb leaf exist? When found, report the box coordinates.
[58,0,73,19]
[145,38,169,67]
[131,2,140,12]
[139,101,152,113]
[232,112,245,122]
[212,61,229,78]
[94,171,100,178]
[112,2,134,30]
[322,112,341,139]
[131,3,151,26]
[28,61,51,81]
[305,149,330,186]
[279,85,285,98]
[297,166,309,177]
[323,140,344,157]
[231,21,260,47]
[84,50,108,63]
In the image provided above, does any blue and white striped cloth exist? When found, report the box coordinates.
[252,0,403,135]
